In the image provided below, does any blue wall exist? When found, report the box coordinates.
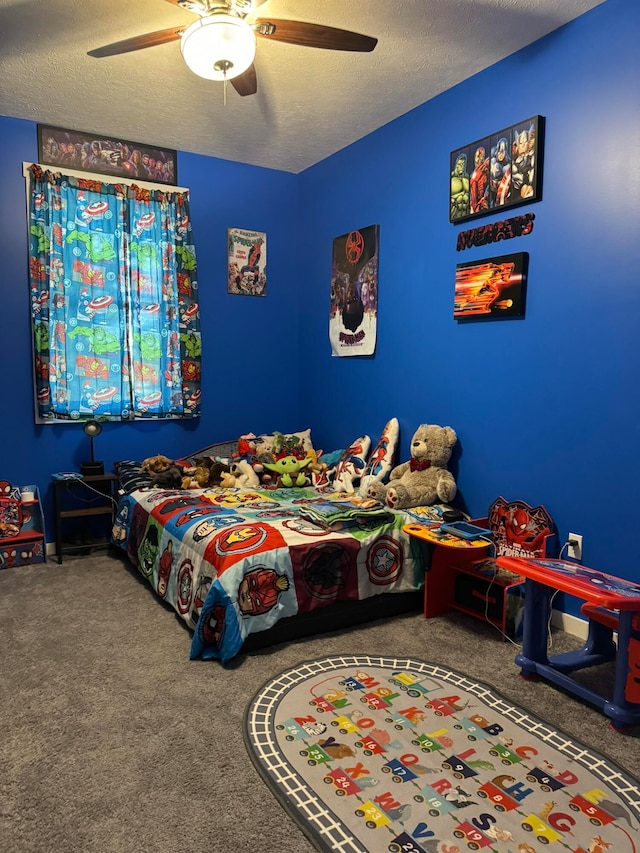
[0,117,301,523]
[298,0,640,585]
[2,0,638,597]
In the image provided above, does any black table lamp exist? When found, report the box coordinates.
[81,420,104,476]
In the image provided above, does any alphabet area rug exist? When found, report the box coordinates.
[244,655,640,853]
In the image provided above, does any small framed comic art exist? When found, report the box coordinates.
[454,252,528,320]
[227,228,267,296]
[450,116,544,224]
[37,124,178,185]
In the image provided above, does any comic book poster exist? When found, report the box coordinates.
[227,228,267,296]
[329,225,379,357]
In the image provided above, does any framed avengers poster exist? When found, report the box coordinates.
[454,252,528,320]
[37,124,177,185]
[450,115,544,224]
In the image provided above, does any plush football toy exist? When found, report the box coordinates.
[367,424,457,509]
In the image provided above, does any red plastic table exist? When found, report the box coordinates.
[496,556,640,729]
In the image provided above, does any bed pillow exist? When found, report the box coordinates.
[358,417,400,496]
[332,435,371,493]
[114,460,152,494]
[239,428,314,460]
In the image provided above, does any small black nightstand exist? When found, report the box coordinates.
[52,473,118,564]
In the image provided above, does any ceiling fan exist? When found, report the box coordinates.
[88,0,378,98]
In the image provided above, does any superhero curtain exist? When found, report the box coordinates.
[28,164,201,421]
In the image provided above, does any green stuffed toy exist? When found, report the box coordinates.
[263,454,312,488]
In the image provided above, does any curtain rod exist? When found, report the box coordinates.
[23,161,189,194]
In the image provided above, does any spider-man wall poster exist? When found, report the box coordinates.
[227,227,267,297]
[329,223,379,357]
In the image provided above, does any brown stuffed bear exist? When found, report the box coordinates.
[367,424,457,509]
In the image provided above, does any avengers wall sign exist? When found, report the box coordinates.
[454,251,528,320]
[450,115,544,224]
[37,124,178,185]
[456,212,535,251]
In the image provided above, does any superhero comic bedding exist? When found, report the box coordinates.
[111,484,435,663]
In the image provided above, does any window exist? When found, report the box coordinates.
[26,163,201,423]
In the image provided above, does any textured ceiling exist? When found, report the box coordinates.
[0,0,606,174]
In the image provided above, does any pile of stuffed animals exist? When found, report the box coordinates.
[140,454,232,490]
[139,423,458,510]
[232,431,327,488]
[140,454,268,490]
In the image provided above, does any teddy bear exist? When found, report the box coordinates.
[367,424,457,509]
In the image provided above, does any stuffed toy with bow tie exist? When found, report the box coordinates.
[367,424,457,509]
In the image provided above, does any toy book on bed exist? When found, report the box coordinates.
[111,423,452,663]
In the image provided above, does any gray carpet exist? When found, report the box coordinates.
[1,551,639,853]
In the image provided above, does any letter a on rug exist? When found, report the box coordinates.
[243,655,640,853]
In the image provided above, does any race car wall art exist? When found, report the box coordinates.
[454,252,528,320]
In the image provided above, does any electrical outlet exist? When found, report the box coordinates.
[567,532,583,561]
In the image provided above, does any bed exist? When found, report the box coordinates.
[111,430,449,663]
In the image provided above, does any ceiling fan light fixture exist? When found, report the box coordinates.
[180,14,256,81]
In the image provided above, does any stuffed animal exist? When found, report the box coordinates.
[140,455,184,489]
[219,459,260,489]
[192,455,213,470]
[180,466,211,489]
[219,470,237,489]
[150,464,184,489]
[304,448,326,480]
[262,454,312,488]
[233,435,257,459]
[367,424,457,509]
[140,454,174,475]
[208,461,231,487]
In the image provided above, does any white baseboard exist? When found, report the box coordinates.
[550,608,588,641]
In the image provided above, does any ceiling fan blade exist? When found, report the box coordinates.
[253,18,377,52]
[88,27,184,58]
[231,63,258,96]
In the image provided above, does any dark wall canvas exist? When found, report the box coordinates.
[454,252,528,320]
[37,124,177,185]
[329,225,379,356]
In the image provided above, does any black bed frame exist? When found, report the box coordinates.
[241,589,423,653]
[112,544,423,657]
